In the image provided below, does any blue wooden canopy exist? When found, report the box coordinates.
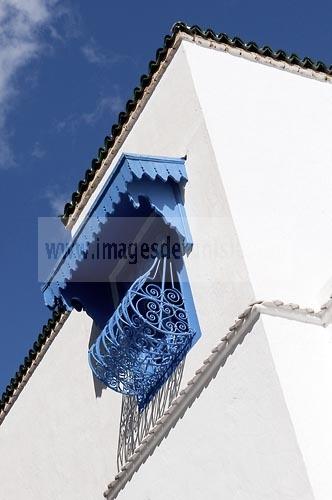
[42,153,193,310]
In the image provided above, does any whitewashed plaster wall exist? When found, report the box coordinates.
[115,319,314,500]
[0,41,322,499]
[0,311,121,500]
[185,40,332,308]
[263,316,332,500]
[71,42,259,383]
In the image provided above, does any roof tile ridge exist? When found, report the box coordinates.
[2,294,331,428]
[104,295,332,499]
[62,22,332,227]
[256,298,332,326]
[104,302,260,499]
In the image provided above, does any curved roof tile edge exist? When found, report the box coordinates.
[61,21,332,227]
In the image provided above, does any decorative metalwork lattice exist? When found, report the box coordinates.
[117,359,185,470]
[88,258,195,409]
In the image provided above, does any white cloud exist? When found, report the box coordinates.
[44,186,67,215]
[56,93,124,132]
[81,38,124,66]
[0,114,15,167]
[32,141,46,159]
[0,0,60,168]
[82,39,106,65]
[82,95,123,124]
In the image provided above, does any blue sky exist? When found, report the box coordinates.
[1,0,332,394]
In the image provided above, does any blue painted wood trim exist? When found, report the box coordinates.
[43,153,192,308]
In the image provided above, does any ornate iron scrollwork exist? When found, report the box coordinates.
[117,360,185,470]
[88,258,195,409]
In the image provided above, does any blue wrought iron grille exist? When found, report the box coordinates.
[88,257,195,410]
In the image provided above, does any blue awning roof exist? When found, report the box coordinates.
[42,153,192,309]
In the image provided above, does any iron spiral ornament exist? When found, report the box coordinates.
[88,257,195,409]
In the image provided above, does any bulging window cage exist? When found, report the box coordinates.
[88,257,195,410]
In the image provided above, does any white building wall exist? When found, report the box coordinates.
[0,311,121,500]
[185,40,332,308]
[263,316,332,500]
[115,319,314,500]
[0,39,327,499]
